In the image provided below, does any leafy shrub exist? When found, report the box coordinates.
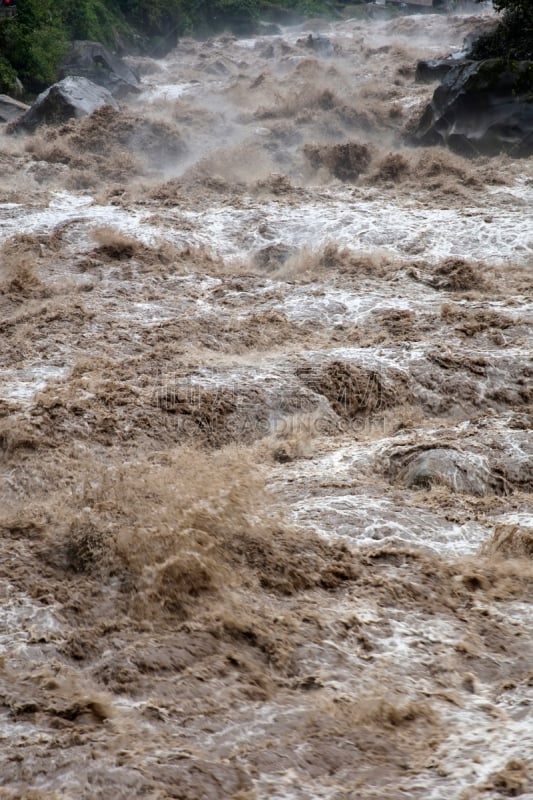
[0,54,17,93]
[0,0,68,92]
[0,0,332,94]
[473,0,533,60]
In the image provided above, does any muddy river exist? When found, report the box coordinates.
[0,6,532,799]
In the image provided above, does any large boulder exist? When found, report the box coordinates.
[412,59,533,157]
[415,22,499,84]
[0,94,29,123]
[252,243,295,271]
[9,77,119,134]
[415,53,466,84]
[298,34,338,57]
[389,446,507,497]
[59,41,141,99]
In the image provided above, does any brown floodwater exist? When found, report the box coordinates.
[0,6,532,799]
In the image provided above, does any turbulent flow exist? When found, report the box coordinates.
[0,7,532,800]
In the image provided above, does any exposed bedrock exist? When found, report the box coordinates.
[59,41,141,99]
[9,77,119,134]
[413,58,533,157]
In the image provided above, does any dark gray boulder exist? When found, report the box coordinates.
[0,94,29,123]
[403,448,496,496]
[415,22,499,84]
[390,446,507,496]
[415,53,466,84]
[298,34,338,57]
[413,59,533,157]
[252,243,295,271]
[59,41,141,99]
[9,77,119,134]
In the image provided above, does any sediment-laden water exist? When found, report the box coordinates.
[0,7,532,799]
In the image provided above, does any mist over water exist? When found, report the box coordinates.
[0,7,532,799]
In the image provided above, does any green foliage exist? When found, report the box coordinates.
[61,0,126,46]
[115,0,263,38]
[473,0,533,60]
[116,0,183,34]
[0,0,332,94]
[271,0,331,15]
[0,0,68,92]
[490,0,531,12]
[0,53,17,93]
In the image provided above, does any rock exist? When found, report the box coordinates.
[252,243,295,271]
[415,22,498,83]
[0,94,29,124]
[203,60,231,76]
[298,34,337,57]
[392,447,506,496]
[413,59,533,157]
[415,53,466,84]
[9,77,119,134]
[59,41,141,98]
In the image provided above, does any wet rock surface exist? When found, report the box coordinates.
[414,58,533,156]
[0,8,532,799]
[0,94,29,124]
[9,76,119,134]
[388,446,506,495]
[415,53,465,83]
[59,40,142,98]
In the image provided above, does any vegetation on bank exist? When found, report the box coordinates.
[473,0,533,60]
[0,0,328,94]
[0,0,531,96]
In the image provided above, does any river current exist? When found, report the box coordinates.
[0,7,532,799]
